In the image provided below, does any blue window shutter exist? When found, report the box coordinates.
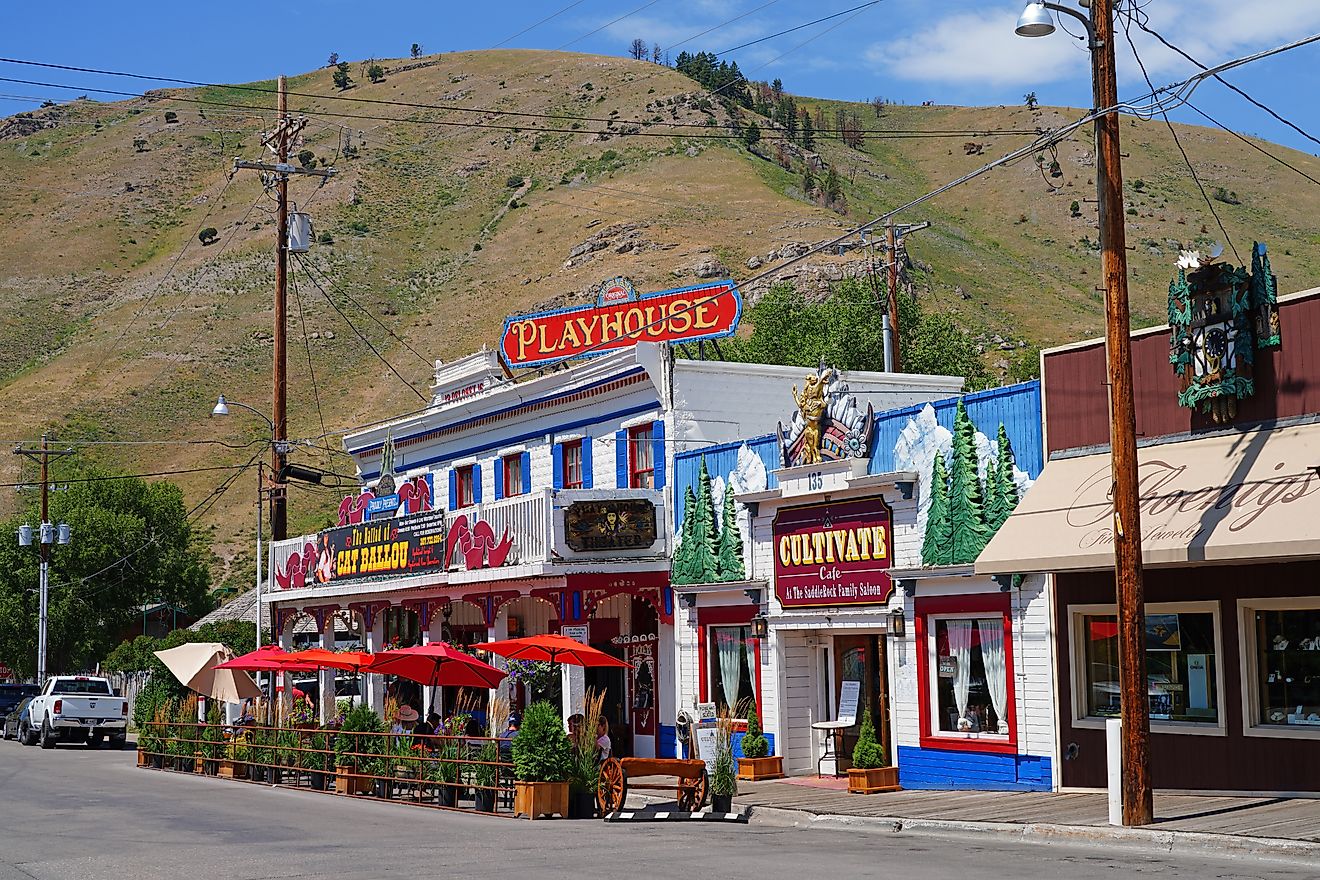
[521,451,532,495]
[652,420,666,490]
[493,458,504,501]
[448,469,457,510]
[552,443,564,489]
[472,464,483,505]
[615,430,629,488]
[581,436,593,488]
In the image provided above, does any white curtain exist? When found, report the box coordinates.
[716,628,742,712]
[947,620,974,726]
[978,619,1009,734]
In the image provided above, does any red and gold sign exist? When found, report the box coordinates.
[773,498,893,608]
[499,281,742,369]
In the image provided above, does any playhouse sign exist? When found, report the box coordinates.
[499,279,742,369]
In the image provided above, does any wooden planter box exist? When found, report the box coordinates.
[847,766,900,794]
[136,749,147,767]
[737,756,784,781]
[218,760,238,779]
[336,767,370,796]
[513,780,569,820]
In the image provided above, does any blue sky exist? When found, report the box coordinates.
[3,0,1319,153]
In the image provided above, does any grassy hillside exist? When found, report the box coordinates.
[3,48,1319,584]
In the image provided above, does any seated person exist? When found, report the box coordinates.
[595,716,612,764]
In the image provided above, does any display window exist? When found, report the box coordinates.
[915,594,1017,753]
[1069,601,1225,734]
[1239,598,1320,739]
[708,625,756,716]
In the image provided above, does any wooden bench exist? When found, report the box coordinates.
[597,757,708,814]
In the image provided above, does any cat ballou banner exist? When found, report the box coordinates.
[272,508,449,589]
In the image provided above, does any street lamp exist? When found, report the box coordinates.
[212,395,277,649]
[1015,0,1152,827]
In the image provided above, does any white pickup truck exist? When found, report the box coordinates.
[23,675,128,749]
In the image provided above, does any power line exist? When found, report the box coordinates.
[492,0,593,49]
[0,462,257,490]
[296,258,433,368]
[715,1,879,55]
[289,266,335,460]
[1121,13,1240,263]
[555,0,667,51]
[0,59,1036,140]
[666,0,781,53]
[1184,101,1320,190]
[291,253,429,402]
[1130,14,1320,151]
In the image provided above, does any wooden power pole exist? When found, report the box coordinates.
[886,222,901,372]
[1091,0,1153,827]
[232,75,333,542]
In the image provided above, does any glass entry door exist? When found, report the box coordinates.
[832,634,890,770]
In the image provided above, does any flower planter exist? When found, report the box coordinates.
[248,764,268,783]
[846,766,900,794]
[474,786,496,813]
[219,760,240,779]
[736,756,784,781]
[335,767,370,796]
[711,793,734,814]
[567,790,597,819]
[371,778,394,799]
[202,759,220,776]
[435,784,458,807]
[136,748,147,767]
[148,753,165,770]
[308,771,328,791]
[513,780,569,820]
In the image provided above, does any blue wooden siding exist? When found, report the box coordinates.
[869,381,1043,478]
[673,434,780,532]
[896,745,1052,791]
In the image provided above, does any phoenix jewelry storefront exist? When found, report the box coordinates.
[979,285,1320,794]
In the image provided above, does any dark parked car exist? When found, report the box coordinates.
[0,684,38,719]
[1,696,34,741]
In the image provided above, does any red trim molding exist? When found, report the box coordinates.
[914,592,1018,755]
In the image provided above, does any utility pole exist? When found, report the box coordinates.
[1091,0,1152,827]
[886,222,901,371]
[14,433,74,685]
[232,75,334,542]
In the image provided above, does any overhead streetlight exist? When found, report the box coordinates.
[1014,0,1151,828]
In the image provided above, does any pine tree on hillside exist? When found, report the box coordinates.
[947,400,993,564]
[671,486,699,585]
[716,483,745,581]
[922,451,952,566]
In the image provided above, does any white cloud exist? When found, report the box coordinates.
[870,7,1087,88]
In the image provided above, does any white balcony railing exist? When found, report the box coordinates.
[445,489,553,568]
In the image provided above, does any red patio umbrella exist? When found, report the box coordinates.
[365,642,508,689]
[283,648,374,672]
[480,633,632,668]
[215,645,317,672]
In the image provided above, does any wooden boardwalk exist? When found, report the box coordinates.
[730,780,1320,842]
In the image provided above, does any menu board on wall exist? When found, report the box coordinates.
[773,498,894,608]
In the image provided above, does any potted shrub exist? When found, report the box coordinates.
[471,693,506,813]
[567,691,605,818]
[710,707,738,813]
[139,703,169,770]
[736,701,783,781]
[247,727,271,783]
[511,700,572,819]
[273,727,301,785]
[302,730,330,791]
[334,704,385,796]
[171,700,199,773]
[846,708,899,794]
[224,733,248,780]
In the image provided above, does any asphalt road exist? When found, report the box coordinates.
[0,739,1313,880]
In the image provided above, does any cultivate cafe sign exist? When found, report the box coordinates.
[773,498,893,608]
[499,277,742,369]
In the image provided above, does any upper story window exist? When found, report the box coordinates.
[502,453,524,498]
[562,440,584,490]
[629,425,654,489]
[455,464,475,509]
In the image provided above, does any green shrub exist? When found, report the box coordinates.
[163,111,178,123]
[851,707,885,769]
[506,174,524,188]
[511,700,572,782]
[198,227,219,245]
[334,704,385,769]
[741,702,769,758]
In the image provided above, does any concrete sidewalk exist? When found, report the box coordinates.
[725,778,1320,860]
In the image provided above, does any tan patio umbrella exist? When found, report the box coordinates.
[154,642,262,703]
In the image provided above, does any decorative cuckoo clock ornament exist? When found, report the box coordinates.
[1167,242,1280,423]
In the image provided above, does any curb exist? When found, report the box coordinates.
[628,792,1320,864]
[745,804,1320,865]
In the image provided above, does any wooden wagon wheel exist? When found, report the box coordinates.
[597,757,627,814]
[678,768,708,812]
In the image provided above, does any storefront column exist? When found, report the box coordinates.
[319,620,336,725]
[658,620,676,757]
[420,622,435,720]
[365,615,385,715]
[561,665,584,721]
[278,624,295,725]
[488,617,508,721]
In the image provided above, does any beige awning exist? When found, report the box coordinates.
[976,422,1320,574]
